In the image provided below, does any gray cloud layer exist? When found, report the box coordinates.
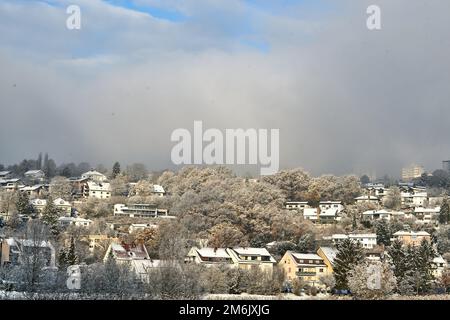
[1,0,450,177]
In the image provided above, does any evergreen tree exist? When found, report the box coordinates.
[43,153,49,176]
[61,166,72,178]
[414,239,436,293]
[66,237,78,266]
[37,153,43,170]
[388,239,408,280]
[58,248,68,268]
[104,251,121,293]
[376,219,391,246]
[112,162,121,179]
[439,197,450,224]
[15,192,34,216]
[41,197,60,235]
[333,238,365,290]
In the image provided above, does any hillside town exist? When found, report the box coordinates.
[1,155,450,299]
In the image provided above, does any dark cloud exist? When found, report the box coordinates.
[1,0,449,177]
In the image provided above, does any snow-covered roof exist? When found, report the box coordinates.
[0,171,11,176]
[153,184,165,193]
[319,208,338,217]
[393,230,430,237]
[20,185,43,191]
[53,198,71,206]
[31,199,47,206]
[303,208,318,216]
[131,259,163,274]
[433,256,447,265]
[24,170,44,175]
[87,181,111,191]
[291,253,323,261]
[355,195,379,200]
[349,233,377,239]
[319,247,338,263]
[197,248,230,259]
[415,207,440,213]
[233,247,272,256]
[82,170,106,177]
[332,234,348,240]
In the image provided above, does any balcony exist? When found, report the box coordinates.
[296,271,317,277]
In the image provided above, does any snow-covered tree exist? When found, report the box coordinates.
[333,238,365,290]
[348,260,397,299]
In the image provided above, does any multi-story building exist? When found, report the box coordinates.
[401,164,424,181]
[31,198,72,216]
[186,247,276,273]
[86,181,111,199]
[113,203,169,218]
[24,170,45,181]
[278,251,328,287]
[329,233,377,249]
[392,230,431,246]
[81,170,108,183]
[0,237,56,268]
[316,247,338,273]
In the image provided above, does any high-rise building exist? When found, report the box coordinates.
[443,160,450,173]
[401,164,424,181]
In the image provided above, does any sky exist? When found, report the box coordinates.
[1,0,450,178]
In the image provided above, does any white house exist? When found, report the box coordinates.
[86,181,111,199]
[20,185,46,199]
[362,209,405,221]
[24,170,45,181]
[0,171,12,179]
[129,223,158,233]
[285,201,309,210]
[355,195,380,204]
[303,208,319,221]
[58,216,93,228]
[401,191,428,208]
[414,207,440,224]
[31,198,72,216]
[186,247,234,266]
[432,256,448,278]
[53,198,72,215]
[186,247,276,273]
[152,184,165,197]
[331,233,377,249]
[114,203,169,218]
[81,170,108,183]
[319,201,344,213]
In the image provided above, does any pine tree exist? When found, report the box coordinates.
[415,239,436,293]
[104,251,120,293]
[112,162,121,179]
[376,219,391,246]
[333,238,365,290]
[58,248,68,268]
[61,166,72,178]
[37,152,43,170]
[439,197,450,224]
[43,153,49,177]
[66,237,78,266]
[388,239,408,279]
[15,192,34,216]
[41,196,60,235]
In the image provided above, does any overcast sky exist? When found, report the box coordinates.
[1,0,449,177]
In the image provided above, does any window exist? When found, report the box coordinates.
[319,268,324,273]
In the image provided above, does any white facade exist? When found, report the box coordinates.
[87,181,111,199]
[81,170,107,183]
[332,233,377,249]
